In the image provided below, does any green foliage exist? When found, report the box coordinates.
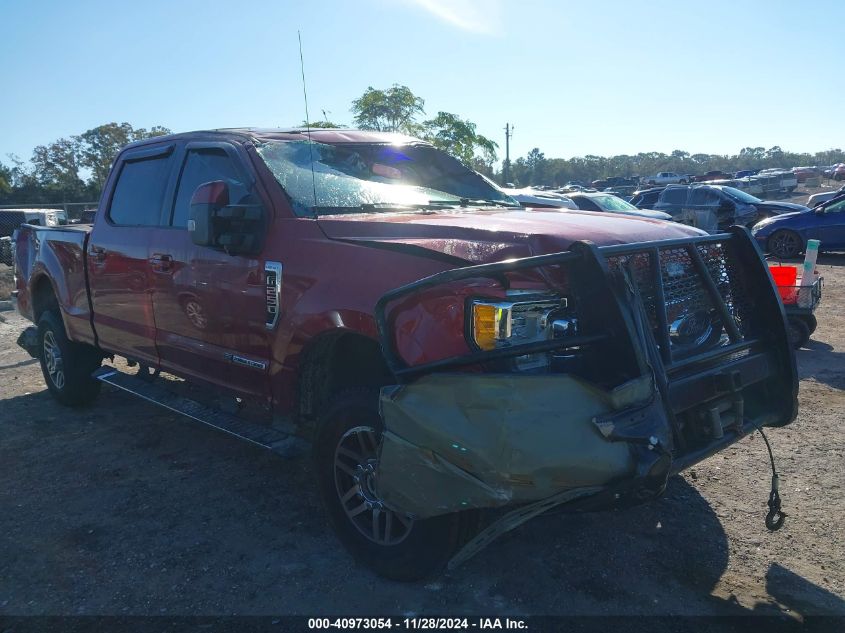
[0,122,170,205]
[301,120,344,128]
[0,163,12,195]
[78,122,170,190]
[501,146,845,187]
[351,84,425,134]
[421,111,498,167]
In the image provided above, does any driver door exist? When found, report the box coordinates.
[149,142,272,399]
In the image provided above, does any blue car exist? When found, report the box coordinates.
[752,193,845,258]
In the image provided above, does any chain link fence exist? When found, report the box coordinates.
[0,202,98,266]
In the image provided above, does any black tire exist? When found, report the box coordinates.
[679,179,688,184]
[768,229,803,259]
[804,314,818,335]
[37,310,102,406]
[787,317,810,350]
[314,389,476,581]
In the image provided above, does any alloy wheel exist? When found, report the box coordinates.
[333,425,414,545]
[43,330,65,390]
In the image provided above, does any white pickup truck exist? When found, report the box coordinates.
[643,172,689,186]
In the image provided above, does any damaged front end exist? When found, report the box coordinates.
[371,227,797,555]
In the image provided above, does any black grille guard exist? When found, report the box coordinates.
[374,226,798,429]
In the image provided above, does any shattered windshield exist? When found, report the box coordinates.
[256,140,517,216]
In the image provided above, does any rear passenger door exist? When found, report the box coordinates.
[149,142,271,399]
[88,143,176,365]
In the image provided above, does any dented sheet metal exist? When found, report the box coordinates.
[376,372,658,519]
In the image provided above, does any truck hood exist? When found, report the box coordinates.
[317,208,704,264]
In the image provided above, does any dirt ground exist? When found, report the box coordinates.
[0,205,843,620]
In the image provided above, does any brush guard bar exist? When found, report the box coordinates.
[374,226,798,429]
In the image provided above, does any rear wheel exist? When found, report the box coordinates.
[787,317,810,349]
[768,230,803,259]
[315,390,476,581]
[38,310,102,406]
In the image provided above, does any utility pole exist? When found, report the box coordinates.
[503,123,514,185]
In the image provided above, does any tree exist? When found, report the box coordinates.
[525,148,547,185]
[77,122,170,190]
[31,137,84,196]
[351,84,424,134]
[0,162,11,196]
[301,120,343,128]
[421,111,497,167]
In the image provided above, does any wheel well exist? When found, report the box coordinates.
[31,276,58,322]
[297,331,395,429]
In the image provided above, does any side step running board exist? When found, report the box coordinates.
[93,367,308,459]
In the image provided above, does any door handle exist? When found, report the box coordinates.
[149,253,174,272]
[90,246,106,262]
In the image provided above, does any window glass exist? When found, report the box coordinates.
[826,199,845,214]
[690,188,721,206]
[108,153,173,226]
[593,195,637,212]
[659,187,688,206]
[573,196,599,211]
[172,149,242,227]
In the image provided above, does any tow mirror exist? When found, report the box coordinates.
[189,180,265,255]
[189,181,229,247]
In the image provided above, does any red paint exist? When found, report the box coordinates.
[14,128,703,416]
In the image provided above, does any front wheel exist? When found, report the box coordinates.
[768,230,803,259]
[315,390,476,581]
[38,310,102,406]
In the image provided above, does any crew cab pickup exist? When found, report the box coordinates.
[13,128,798,580]
[643,172,689,186]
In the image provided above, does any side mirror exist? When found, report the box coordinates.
[189,180,265,254]
[814,206,825,215]
[189,181,229,246]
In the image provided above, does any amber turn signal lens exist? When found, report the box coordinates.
[473,303,497,350]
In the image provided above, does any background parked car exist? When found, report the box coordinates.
[653,184,806,232]
[564,192,672,220]
[792,166,820,183]
[642,172,688,186]
[734,169,759,179]
[695,170,733,182]
[834,165,845,181]
[752,193,845,258]
[808,185,845,207]
[502,187,578,209]
[629,186,666,209]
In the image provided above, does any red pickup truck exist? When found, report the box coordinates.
[12,128,797,579]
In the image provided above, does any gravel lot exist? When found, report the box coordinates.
[0,222,843,619]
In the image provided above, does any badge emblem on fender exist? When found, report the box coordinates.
[264,261,283,329]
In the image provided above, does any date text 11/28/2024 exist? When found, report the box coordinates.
[307,618,528,629]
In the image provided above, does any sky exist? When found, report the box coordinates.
[1,0,843,165]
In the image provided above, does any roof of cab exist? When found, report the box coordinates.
[124,127,425,151]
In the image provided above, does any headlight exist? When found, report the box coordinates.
[470,294,576,369]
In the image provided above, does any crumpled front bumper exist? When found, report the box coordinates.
[375,372,666,519]
[372,228,798,522]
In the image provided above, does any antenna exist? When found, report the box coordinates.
[298,31,318,209]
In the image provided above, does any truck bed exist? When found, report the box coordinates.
[13,223,95,345]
